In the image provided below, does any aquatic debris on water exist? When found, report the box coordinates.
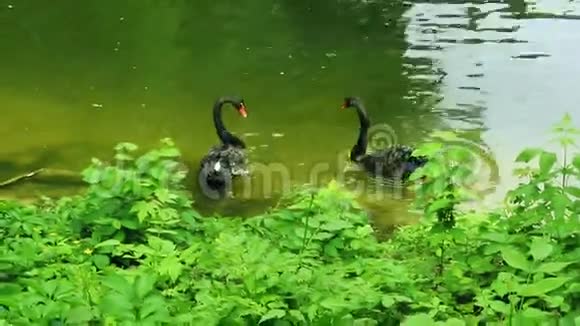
[91,103,103,109]
[243,132,259,137]
[272,133,284,138]
[511,53,551,60]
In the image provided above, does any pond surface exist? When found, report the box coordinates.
[1,0,579,226]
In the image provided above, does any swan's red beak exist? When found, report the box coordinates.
[238,105,248,118]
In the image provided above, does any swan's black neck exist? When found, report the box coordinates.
[350,102,370,162]
[213,97,246,148]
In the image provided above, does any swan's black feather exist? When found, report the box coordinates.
[198,144,248,196]
[357,144,428,180]
[200,144,248,177]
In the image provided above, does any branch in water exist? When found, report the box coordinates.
[0,168,45,188]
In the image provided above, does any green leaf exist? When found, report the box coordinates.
[544,295,565,308]
[402,313,434,326]
[320,297,347,311]
[140,294,167,320]
[114,153,134,161]
[115,142,138,152]
[565,283,580,294]
[259,309,286,323]
[146,228,178,235]
[0,283,20,296]
[529,237,553,262]
[443,318,466,326]
[121,218,140,230]
[158,146,181,158]
[501,246,531,272]
[288,310,305,323]
[139,295,170,325]
[521,307,549,319]
[131,201,158,222]
[518,277,571,296]
[102,273,132,294]
[539,151,557,174]
[100,292,134,319]
[320,220,353,232]
[427,198,453,215]
[489,300,510,314]
[112,219,122,229]
[573,155,580,171]
[82,166,101,184]
[92,255,110,269]
[551,192,571,219]
[381,295,396,308]
[535,262,573,274]
[413,142,443,157]
[135,273,157,300]
[565,186,580,198]
[515,148,542,163]
[67,306,93,323]
[324,242,339,257]
[354,318,378,326]
[479,232,511,243]
[158,256,183,282]
[95,239,121,248]
[154,188,175,204]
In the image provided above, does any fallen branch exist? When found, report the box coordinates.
[0,168,45,188]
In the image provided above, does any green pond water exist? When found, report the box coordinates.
[1,0,579,227]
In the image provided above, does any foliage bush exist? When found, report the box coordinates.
[0,116,579,325]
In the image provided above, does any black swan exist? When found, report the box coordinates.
[198,96,249,198]
[341,96,428,182]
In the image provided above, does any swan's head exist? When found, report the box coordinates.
[237,101,248,118]
[341,96,363,109]
[222,96,248,118]
[232,97,248,118]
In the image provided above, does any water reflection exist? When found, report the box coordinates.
[404,0,580,207]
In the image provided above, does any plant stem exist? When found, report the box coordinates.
[438,239,445,276]
[299,193,316,261]
[561,145,568,188]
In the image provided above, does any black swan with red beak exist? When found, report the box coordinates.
[198,96,249,197]
[341,96,428,181]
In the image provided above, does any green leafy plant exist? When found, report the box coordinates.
[0,115,578,325]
